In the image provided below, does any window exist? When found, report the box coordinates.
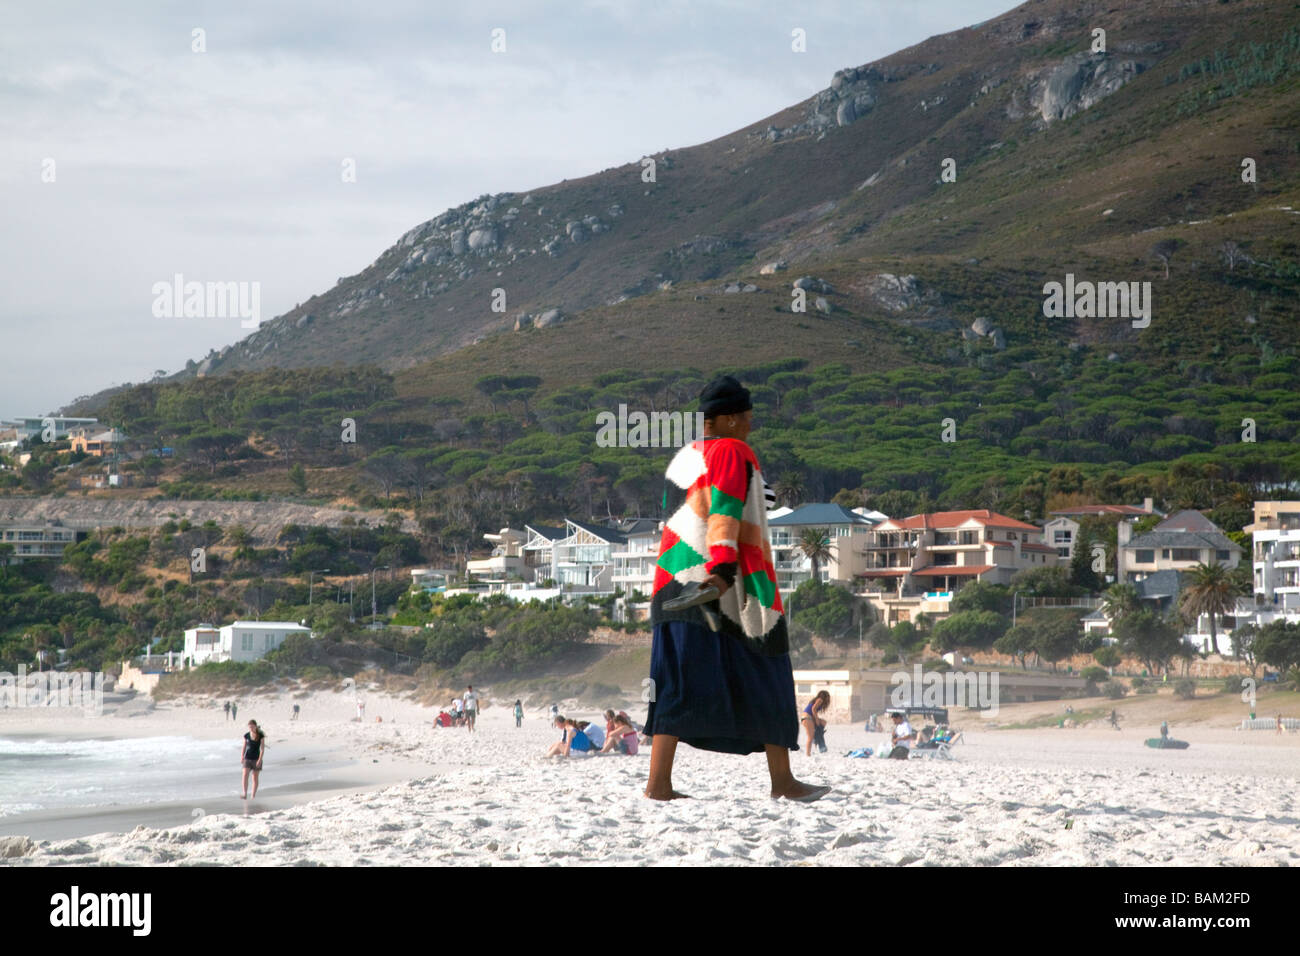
[1053,530,1072,543]
[241,634,254,651]
[1160,549,1170,560]
[1216,550,1230,561]
[1172,548,1200,561]
[1135,549,1155,563]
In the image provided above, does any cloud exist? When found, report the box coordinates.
[0,0,1013,413]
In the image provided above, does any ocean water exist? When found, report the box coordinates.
[0,734,325,817]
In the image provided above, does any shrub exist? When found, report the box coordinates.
[1080,665,1108,683]
[1174,678,1198,700]
[1102,680,1128,699]
[1093,645,1122,668]
[1130,676,1146,689]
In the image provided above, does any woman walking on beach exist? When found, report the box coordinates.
[642,375,829,803]
[514,699,524,728]
[802,690,831,756]
[241,720,266,798]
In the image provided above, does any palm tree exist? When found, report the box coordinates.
[797,527,833,582]
[774,475,804,508]
[1101,582,1140,623]
[1179,561,1237,656]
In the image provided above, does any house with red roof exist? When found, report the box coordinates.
[859,509,1063,626]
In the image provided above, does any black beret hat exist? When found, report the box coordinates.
[699,374,752,417]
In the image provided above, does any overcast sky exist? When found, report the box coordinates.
[0,0,1014,415]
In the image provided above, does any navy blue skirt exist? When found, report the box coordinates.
[643,618,798,755]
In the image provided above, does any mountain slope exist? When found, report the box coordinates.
[73,0,1300,405]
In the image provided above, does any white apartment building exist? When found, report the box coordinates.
[0,521,81,561]
[0,416,99,442]
[466,528,532,585]
[768,504,879,593]
[609,519,662,599]
[1238,500,1300,629]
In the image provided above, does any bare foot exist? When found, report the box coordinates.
[771,780,832,802]
[240,793,247,799]
[643,787,691,801]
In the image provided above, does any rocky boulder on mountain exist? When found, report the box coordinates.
[862,273,924,312]
[1032,52,1144,123]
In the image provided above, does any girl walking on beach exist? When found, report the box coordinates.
[801,690,831,756]
[642,375,829,803]
[241,720,266,798]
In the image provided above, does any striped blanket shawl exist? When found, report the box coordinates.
[651,437,788,654]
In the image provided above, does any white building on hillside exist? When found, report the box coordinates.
[466,528,532,586]
[1237,501,1300,631]
[184,621,312,666]
[0,416,99,442]
[609,518,661,599]
[1117,509,1242,584]
[768,503,879,593]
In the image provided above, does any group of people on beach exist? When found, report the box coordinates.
[546,709,642,757]
[432,685,480,730]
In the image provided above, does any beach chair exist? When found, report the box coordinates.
[909,725,961,760]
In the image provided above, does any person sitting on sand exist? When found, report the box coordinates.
[599,714,641,754]
[888,712,914,759]
[569,718,598,755]
[241,720,266,798]
[544,716,581,756]
[582,718,606,751]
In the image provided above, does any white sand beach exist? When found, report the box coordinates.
[3,688,1299,866]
